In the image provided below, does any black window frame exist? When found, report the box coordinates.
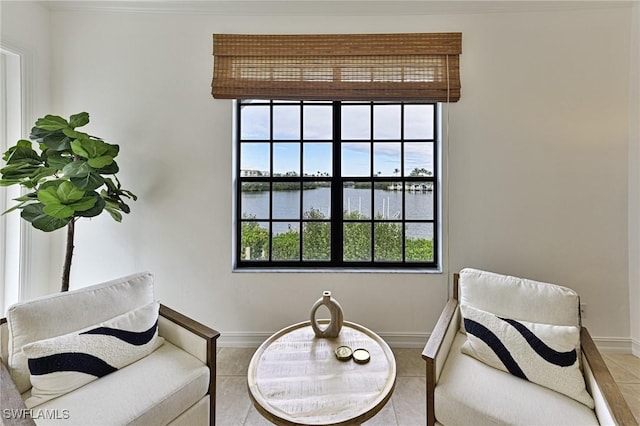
[235,100,439,269]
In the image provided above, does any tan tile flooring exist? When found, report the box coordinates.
[216,347,640,425]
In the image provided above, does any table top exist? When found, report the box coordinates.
[247,320,397,426]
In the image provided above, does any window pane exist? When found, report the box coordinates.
[374,222,402,261]
[374,142,401,177]
[404,142,434,177]
[405,223,434,262]
[303,184,331,219]
[341,105,370,140]
[405,186,434,220]
[241,106,270,140]
[343,222,371,261]
[240,221,269,260]
[273,143,300,176]
[273,105,300,140]
[341,142,370,177]
[375,190,402,220]
[404,104,434,139]
[241,183,269,219]
[303,143,332,177]
[303,221,331,261]
[272,222,300,261]
[272,184,300,219]
[374,104,401,140]
[240,143,270,175]
[343,182,371,219]
[303,105,332,139]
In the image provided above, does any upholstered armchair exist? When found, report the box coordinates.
[422,268,637,426]
[0,272,219,426]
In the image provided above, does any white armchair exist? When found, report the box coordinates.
[422,268,637,426]
[0,272,219,426]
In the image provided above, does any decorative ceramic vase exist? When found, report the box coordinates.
[310,291,344,338]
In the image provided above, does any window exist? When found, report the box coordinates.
[1,47,24,312]
[236,100,439,269]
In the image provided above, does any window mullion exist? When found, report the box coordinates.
[299,103,304,261]
[268,101,274,261]
[331,101,343,266]
[369,102,375,264]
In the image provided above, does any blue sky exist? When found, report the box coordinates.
[240,103,435,177]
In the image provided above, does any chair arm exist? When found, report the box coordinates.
[422,298,460,426]
[0,361,35,426]
[158,304,220,426]
[580,327,637,426]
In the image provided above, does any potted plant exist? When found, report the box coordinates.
[1,112,136,291]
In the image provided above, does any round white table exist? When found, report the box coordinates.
[247,320,397,425]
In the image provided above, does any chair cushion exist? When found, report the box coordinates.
[7,272,155,393]
[23,301,164,408]
[435,332,599,426]
[460,304,593,408]
[459,268,580,327]
[24,341,209,425]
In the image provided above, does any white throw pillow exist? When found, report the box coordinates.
[22,301,164,408]
[460,304,594,408]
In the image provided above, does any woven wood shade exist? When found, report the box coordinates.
[211,33,461,101]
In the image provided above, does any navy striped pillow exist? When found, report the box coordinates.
[460,304,594,408]
[22,301,164,408]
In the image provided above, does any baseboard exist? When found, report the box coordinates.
[591,336,635,353]
[218,331,636,353]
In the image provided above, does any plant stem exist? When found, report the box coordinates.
[61,219,75,292]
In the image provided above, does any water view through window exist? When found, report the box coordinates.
[236,100,439,268]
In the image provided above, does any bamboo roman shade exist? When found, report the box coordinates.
[211,33,461,101]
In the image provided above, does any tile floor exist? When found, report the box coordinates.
[216,347,640,425]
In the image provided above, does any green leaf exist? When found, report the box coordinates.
[22,167,58,188]
[96,160,119,175]
[56,181,85,203]
[118,200,131,214]
[70,140,90,158]
[43,203,75,219]
[62,160,91,178]
[31,127,72,151]
[3,140,41,165]
[106,144,119,158]
[39,180,64,190]
[76,194,105,218]
[32,214,71,232]
[37,186,61,205]
[68,196,97,212]
[104,205,123,222]
[35,115,69,131]
[13,193,37,202]
[87,155,113,169]
[1,163,42,180]
[122,189,137,201]
[69,112,90,129]
[20,203,70,232]
[46,152,73,170]
[71,171,104,191]
[21,203,45,222]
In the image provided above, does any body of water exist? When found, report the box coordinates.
[241,187,435,239]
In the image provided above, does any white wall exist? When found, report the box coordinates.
[629,2,640,356]
[2,2,635,348]
[0,1,58,301]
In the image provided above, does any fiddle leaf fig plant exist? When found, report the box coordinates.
[1,112,136,291]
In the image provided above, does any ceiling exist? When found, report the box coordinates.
[38,0,635,16]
